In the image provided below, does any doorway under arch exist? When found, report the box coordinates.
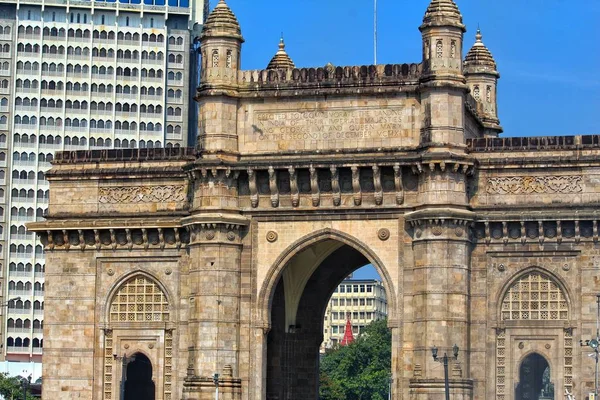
[124,353,155,400]
[265,238,392,400]
[515,352,554,400]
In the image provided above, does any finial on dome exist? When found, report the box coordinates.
[475,28,483,43]
[279,34,285,50]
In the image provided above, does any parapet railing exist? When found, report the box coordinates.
[236,63,422,87]
[53,147,196,164]
[467,135,600,152]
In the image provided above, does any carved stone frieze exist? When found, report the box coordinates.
[39,227,189,251]
[474,219,595,245]
[99,185,186,204]
[486,175,583,194]
[187,223,244,245]
[408,218,473,241]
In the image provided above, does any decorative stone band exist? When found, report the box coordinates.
[474,219,599,245]
[486,175,583,195]
[186,223,244,244]
[37,227,191,251]
[99,185,187,204]
[405,208,476,241]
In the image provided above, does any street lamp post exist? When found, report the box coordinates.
[213,373,219,400]
[21,374,31,400]
[432,344,459,400]
[581,294,600,398]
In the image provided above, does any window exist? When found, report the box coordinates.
[353,285,359,293]
[150,18,153,28]
[126,17,129,27]
[486,86,492,103]
[110,275,169,322]
[360,285,365,293]
[212,50,219,68]
[473,85,480,101]
[501,271,568,321]
[101,15,105,25]
[339,285,345,293]
[450,40,456,58]
[436,39,443,58]
[353,299,358,306]
[226,50,232,68]
[52,12,56,22]
[367,285,372,293]
[360,298,365,306]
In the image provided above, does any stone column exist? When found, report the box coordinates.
[182,219,246,400]
[407,160,474,400]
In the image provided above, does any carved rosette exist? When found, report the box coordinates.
[187,223,244,245]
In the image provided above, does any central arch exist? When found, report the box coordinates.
[259,229,397,400]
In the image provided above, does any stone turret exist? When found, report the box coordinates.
[199,0,244,85]
[464,29,502,136]
[197,0,243,159]
[419,0,466,76]
[266,37,295,70]
[418,0,468,144]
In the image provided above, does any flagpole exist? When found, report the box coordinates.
[374,0,378,65]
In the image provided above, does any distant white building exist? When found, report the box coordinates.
[321,278,387,352]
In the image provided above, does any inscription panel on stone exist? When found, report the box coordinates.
[243,105,417,153]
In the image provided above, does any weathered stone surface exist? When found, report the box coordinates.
[27,1,597,400]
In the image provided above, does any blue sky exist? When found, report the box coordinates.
[221,0,599,137]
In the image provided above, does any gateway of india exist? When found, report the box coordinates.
[29,0,600,399]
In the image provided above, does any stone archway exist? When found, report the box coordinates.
[124,352,156,400]
[265,237,393,400]
[515,353,553,400]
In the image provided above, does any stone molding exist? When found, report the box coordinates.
[39,227,190,251]
[474,219,598,245]
[486,175,583,195]
[99,185,187,204]
[238,163,406,209]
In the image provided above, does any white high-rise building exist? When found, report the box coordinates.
[0,0,208,374]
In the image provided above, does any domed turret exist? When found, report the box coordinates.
[266,37,295,70]
[420,0,465,30]
[419,0,465,76]
[464,29,497,73]
[464,29,502,136]
[199,0,244,84]
[201,0,243,41]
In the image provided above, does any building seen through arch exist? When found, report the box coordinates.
[24,0,600,399]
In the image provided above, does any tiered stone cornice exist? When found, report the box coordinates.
[420,0,465,31]
[201,0,243,41]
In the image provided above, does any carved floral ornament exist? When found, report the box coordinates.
[486,175,583,195]
[99,185,187,204]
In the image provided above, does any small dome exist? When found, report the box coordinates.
[266,37,295,70]
[201,0,243,41]
[464,29,498,73]
[420,0,465,31]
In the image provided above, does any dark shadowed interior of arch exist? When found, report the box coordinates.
[124,353,155,400]
[266,241,387,400]
[516,353,553,400]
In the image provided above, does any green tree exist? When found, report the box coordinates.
[0,374,36,400]
[319,318,391,400]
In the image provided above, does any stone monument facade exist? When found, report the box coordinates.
[28,0,600,399]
